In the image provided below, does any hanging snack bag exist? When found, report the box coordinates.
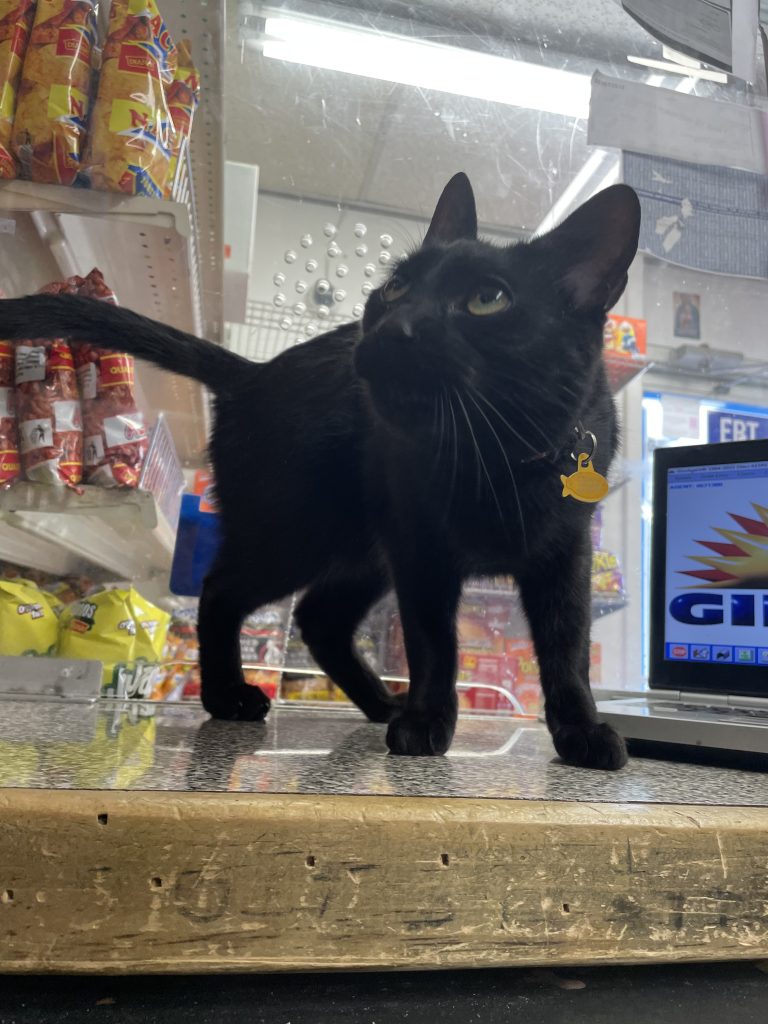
[0,0,36,179]
[164,36,198,199]
[0,577,59,655]
[16,276,83,486]
[58,585,170,697]
[85,0,176,196]
[13,0,97,184]
[0,339,19,485]
[75,268,148,487]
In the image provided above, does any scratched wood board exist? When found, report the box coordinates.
[2,790,768,973]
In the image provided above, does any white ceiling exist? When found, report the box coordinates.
[224,0,664,231]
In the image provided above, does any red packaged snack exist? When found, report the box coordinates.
[74,268,148,487]
[0,338,19,485]
[16,277,83,486]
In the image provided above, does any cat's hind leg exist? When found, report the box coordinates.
[198,550,288,722]
[294,569,403,723]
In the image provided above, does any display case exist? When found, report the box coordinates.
[0,0,765,723]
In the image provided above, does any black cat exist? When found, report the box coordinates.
[0,174,639,768]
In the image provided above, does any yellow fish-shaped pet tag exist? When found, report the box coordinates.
[560,453,609,503]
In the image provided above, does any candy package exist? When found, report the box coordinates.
[0,338,19,485]
[0,0,36,179]
[75,268,148,486]
[85,0,176,196]
[13,0,97,184]
[57,585,170,697]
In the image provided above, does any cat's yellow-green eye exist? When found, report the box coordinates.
[466,284,512,316]
[382,275,410,302]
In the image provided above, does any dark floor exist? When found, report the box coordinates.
[1,963,767,1024]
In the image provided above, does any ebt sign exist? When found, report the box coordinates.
[708,411,768,444]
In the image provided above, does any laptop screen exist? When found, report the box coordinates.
[651,439,768,695]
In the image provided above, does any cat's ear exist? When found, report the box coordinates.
[543,184,640,312]
[423,172,478,246]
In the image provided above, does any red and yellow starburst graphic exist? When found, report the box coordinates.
[678,503,768,588]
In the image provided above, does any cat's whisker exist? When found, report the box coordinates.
[454,389,505,525]
[470,386,540,455]
[466,391,528,552]
[446,389,459,513]
[436,391,448,483]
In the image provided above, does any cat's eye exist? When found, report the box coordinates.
[381,275,410,302]
[466,284,512,316]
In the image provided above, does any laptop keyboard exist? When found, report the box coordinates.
[657,702,768,720]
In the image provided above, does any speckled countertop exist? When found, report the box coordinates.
[0,698,767,805]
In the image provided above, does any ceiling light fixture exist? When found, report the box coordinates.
[257,13,592,119]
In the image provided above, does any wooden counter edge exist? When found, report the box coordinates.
[2,789,768,973]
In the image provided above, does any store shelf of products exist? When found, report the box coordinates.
[0,413,184,579]
[462,580,627,619]
[0,181,209,465]
[0,0,225,470]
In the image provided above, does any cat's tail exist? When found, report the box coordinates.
[0,294,254,392]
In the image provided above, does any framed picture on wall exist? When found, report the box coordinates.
[673,292,701,339]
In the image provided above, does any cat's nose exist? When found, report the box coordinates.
[379,307,414,339]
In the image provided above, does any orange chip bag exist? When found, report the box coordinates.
[75,268,148,487]
[13,0,97,185]
[164,36,198,198]
[0,1,36,179]
[16,274,83,487]
[85,0,176,196]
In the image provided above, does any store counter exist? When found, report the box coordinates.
[2,699,767,973]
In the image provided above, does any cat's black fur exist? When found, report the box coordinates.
[0,175,640,768]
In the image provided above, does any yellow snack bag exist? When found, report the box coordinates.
[13,0,97,184]
[0,0,36,179]
[58,586,170,697]
[85,0,176,196]
[164,36,198,198]
[0,577,59,655]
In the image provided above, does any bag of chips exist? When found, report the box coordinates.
[85,0,176,196]
[58,585,170,697]
[75,268,148,487]
[13,0,97,184]
[164,36,198,198]
[0,577,59,655]
[0,0,36,179]
[15,276,83,486]
[0,338,19,486]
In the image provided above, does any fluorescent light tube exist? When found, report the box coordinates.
[260,14,592,119]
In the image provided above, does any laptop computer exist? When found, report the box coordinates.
[596,437,768,755]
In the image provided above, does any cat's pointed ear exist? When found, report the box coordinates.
[423,172,478,246]
[543,184,640,312]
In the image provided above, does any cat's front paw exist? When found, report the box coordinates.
[551,721,627,770]
[202,682,271,722]
[386,708,456,756]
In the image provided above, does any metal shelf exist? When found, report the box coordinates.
[0,484,175,579]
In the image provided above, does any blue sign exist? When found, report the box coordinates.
[707,410,768,444]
